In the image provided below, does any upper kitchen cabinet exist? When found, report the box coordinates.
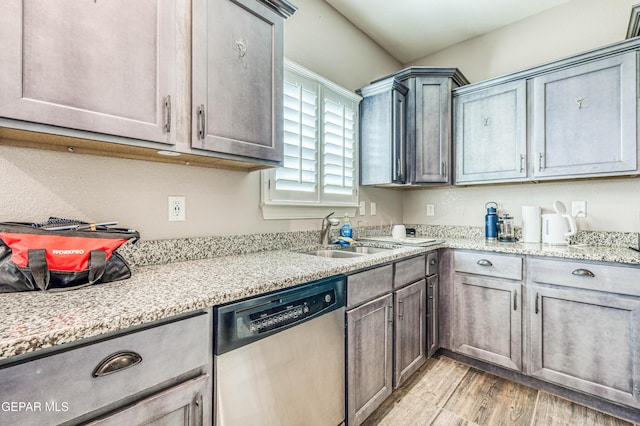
[191,0,296,164]
[358,78,409,185]
[399,68,468,185]
[358,67,468,187]
[454,80,527,184]
[530,52,637,179]
[452,38,640,185]
[0,0,177,144]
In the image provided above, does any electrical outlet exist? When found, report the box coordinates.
[426,204,435,216]
[359,201,366,216]
[370,202,377,216]
[571,201,586,218]
[168,196,186,221]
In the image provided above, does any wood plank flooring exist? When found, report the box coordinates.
[362,356,637,426]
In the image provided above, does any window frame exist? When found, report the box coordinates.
[261,60,361,220]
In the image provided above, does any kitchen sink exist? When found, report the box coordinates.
[299,245,395,258]
[339,246,393,255]
[301,249,365,258]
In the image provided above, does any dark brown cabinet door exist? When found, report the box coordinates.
[0,0,176,144]
[347,293,394,426]
[191,0,284,162]
[394,279,427,387]
[529,284,640,408]
[453,274,522,370]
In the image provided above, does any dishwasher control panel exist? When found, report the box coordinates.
[240,289,335,337]
[214,276,346,355]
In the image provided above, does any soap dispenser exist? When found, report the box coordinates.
[339,213,352,238]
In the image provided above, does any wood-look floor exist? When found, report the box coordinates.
[362,356,638,426]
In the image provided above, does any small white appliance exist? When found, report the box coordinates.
[542,201,576,245]
[521,206,541,243]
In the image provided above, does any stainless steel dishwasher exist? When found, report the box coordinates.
[214,275,346,426]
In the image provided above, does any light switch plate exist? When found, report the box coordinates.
[370,202,377,216]
[359,201,366,216]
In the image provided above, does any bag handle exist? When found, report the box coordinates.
[88,250,107,284]
[27,249,107,291]
[27,249,50,291]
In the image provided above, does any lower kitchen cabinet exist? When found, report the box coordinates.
[528,258,640,408]
[346,293,394,426]
[346,254,431,426]
[0,312,212,426]
[394,279,426,387]
[452,251,523,371]
[426,274,439,358]
[87,374,209,425]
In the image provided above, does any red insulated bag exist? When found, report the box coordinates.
[0,221,139,292]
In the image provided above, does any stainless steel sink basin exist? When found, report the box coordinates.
[301,249,365,258]
[339,246,393,255]
[299,245,395,258]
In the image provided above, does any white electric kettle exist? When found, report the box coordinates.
[542,201,576,245]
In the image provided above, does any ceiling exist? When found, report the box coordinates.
[324,0,572,63]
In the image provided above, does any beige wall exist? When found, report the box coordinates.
[407,0,638,83]
[402,0,640,232]
[0,0,402,240]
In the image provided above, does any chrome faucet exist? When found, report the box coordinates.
[320,212,340,245]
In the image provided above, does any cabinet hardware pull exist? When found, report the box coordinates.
[535,293,540,314]
[482,117,490,126]
[198,104,206,139]
[92,351,142,378]
[195,393,204,426]
[430,258,437,265]
[398,300,404,317]
[441,161,447,177]
[519,154,525,173]
[165,95,171,133]
[387,304,393,323]
[513,290,518,311]
[538,152,544,171]
[572,268,595,277]
[576,97,585,110]
[477,259,493,266]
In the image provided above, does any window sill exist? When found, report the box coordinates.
[261,203,358,220]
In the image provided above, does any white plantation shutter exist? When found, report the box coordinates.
[323,90,357,201]
[270,72,319,202]
[264,60,360,210]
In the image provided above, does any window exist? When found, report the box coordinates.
[261,60,361,219]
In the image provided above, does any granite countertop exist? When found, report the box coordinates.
[1,237,639,363]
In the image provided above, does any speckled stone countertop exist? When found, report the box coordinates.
[0,244,429,362]
[1,227,640,363]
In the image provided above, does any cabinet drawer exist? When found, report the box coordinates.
[529,258,640,297]
[454,251,523,280]
[348,264,393,307]
[0,312,210,426]
[426,251,438,276]
[394,255,426,288]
